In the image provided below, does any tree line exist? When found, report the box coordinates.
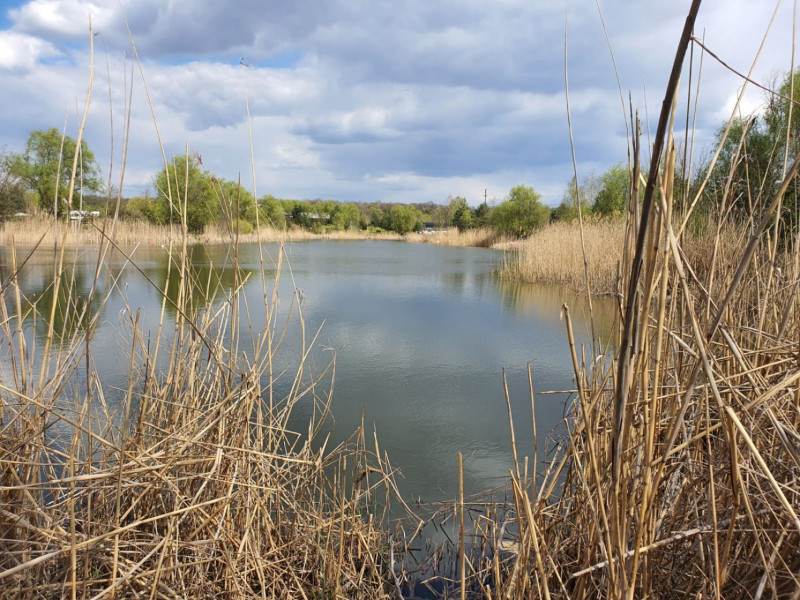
[0,134,631,238]
[3,67,800,237]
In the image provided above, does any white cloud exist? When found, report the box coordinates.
[11,0,116,37]
[0,0,797,206]
[0,31,59,70]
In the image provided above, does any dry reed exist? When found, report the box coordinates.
[405,228,498,248]
[4,2,800,597]
[443,3,800,596]
[0,215,404,248]
[500,219,625,295]
[0,232,402,599]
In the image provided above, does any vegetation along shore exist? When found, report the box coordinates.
[2,1,800,599]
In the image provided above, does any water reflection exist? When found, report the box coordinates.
[0,241,615,508]
[496,277,618,342]
[0,248,107,344]
[147,245,256,319]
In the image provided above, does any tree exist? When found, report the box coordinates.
[473,201,492,228]
[290,202,312,228]
[765,69,800,159]
[491,185,550,237]
[552,175,594,222]
[213,178,257,228]
[259,194,286,229]
[390,204,422,234]
[703,117,778,216]
[331,203,361,230]
[0,148,27,221]
[153,155,218,234]
[448,196,473,232]
[122,194,157,221]
[6,128,102,213]
[593,164,630,217]
[701,69,800,224]
[367,206,390,230]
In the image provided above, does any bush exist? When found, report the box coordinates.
[491,184,550,237]
[230,218,253,235]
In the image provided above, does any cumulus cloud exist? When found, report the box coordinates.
[0,30,59,70]
[11,0,116,37]
[0,0,797,205]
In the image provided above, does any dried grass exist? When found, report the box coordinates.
[0,215,404,248]
[0,234,401,599]
[4,4,800,598]
[405,228,499,248]
[500,219,625,295]
[442,4,800,596]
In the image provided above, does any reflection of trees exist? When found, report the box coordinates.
[441,270,495,300]
[495,278,617,340]
[149,245,255,319]
[0,249,106,345]
[441,272,466,294]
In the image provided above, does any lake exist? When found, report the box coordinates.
[0,239,611,510]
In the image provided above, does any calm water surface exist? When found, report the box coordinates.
[0,240,612,507]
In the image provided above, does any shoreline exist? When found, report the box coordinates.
[0,216,624,296]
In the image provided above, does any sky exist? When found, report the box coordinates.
[0,0,797,207]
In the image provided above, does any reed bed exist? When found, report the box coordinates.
[4,2,800,597]
[0,214,188,247]
[500,219,625,295]
[0,215,404,248]
[405,228,498,248]
[199,225,404,244]
[441,5,800,597]
[0,226,402,598]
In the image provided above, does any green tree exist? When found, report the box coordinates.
[367,206,390,230]
[213,178,257,229]
[153,155,218,234]
[552,175,594,222]
[122,194,157,221]
[0,148,28,221]
[390,204,422,234]
[6,128,102,213]
[593,164,630,217]
[473,202,492,228]
[703,117,778,216]
[331,203,361,230]
[765,69,800,158]
[491,185,550,237]
[290,202,312,228]
[259,194,287,229]
[448,196,473,232]
[701,69,800,225]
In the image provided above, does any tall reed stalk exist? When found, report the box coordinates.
[0,24,400,599]
[448,3,800,597]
